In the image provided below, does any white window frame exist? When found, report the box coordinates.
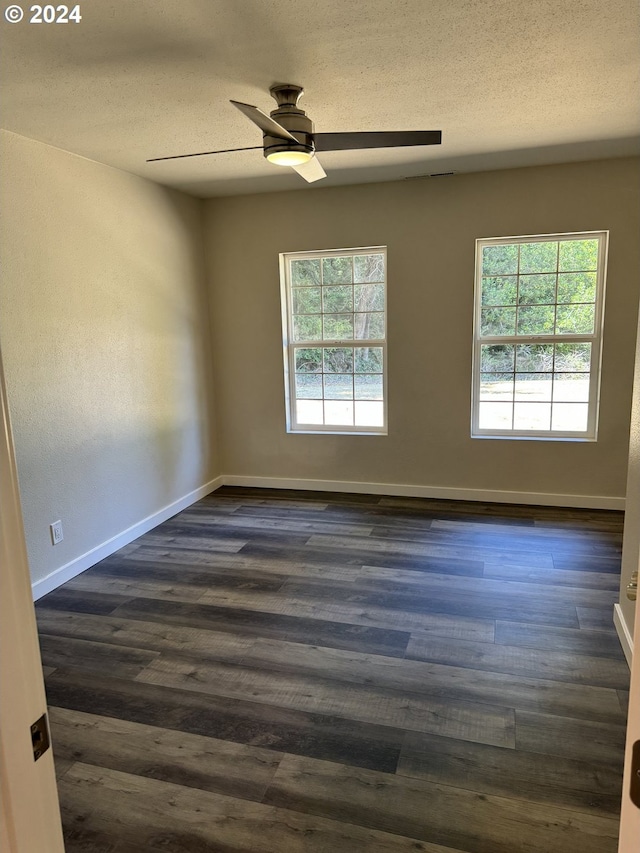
[471,231,608,441]
[280,246,388,435]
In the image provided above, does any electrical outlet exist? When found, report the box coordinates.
[50,520,63,545]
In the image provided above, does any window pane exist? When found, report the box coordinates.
[354,254,385,283]
[296,399,323,424]
[519,242,558,274]
[557,272,596,304]
[514,403,551,430]
[355,347,383,373]
[293,315,322,342]
[555,304,595,335]
[518,274,556,305]
[517,305,555,335]
[480,344,514,372]
[295,374,322,399]
[292,287,321,314]
[354,283,384,311]
[515,344,553,372]
[551,403,588,432]
[323,285,353,313]
[553,374,590,402]
[295,348,322,373]
[323,314,353,340]
[482,245,518,276]
[481,308,516,336]
[285,248,386,434]
[355,401,384,427]
[473,235,605,439]
[559,239,598,272]
[323,347,353,373]
[481,276,517,306]
[554,343,591,372]
[322,257,352,284]
[515,374,552,402]
[324,400,354,426]
[355,312,385,339]
[291,258,321,286]
[324,374,353,399]
[355,374,383,400]
[479,402,513,429]
[480,374,513,401]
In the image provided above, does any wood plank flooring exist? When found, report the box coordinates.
[35,486,630,852]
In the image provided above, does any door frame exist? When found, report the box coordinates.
[618,583,639,851]
[0,344,65,852]
[617,303,640,851]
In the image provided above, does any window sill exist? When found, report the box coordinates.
[471,433,596,442]
[287,429,387,436]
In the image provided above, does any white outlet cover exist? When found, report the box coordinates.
[50,521,63,545]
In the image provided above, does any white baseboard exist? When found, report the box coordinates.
[32,476,224,600]
[614,603,634,668]
[219,475,625,510]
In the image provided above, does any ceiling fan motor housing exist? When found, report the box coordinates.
[263,84,315,159]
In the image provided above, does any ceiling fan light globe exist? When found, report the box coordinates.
[266,150,313,166]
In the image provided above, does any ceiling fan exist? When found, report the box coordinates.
[147,84,442,183]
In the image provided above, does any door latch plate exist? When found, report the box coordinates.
[31,713,50,762]
[631,740,640,809]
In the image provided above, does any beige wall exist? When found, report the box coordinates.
[2,138,637,592]
[0,131,218,588]
[204,157,640,503]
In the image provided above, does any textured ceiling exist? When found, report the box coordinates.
[2,0,639,197]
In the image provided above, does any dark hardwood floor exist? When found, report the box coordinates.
[35,486,630,852]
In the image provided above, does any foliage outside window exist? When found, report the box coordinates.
[472,232,608,440]
[280,247,387,433]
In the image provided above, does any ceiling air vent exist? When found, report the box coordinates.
[403,171,457,180]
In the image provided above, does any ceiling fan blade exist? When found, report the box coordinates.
[314,130,442,152]
[292,157,327,183]
[147,146,262,163]
[230,100,297,142]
